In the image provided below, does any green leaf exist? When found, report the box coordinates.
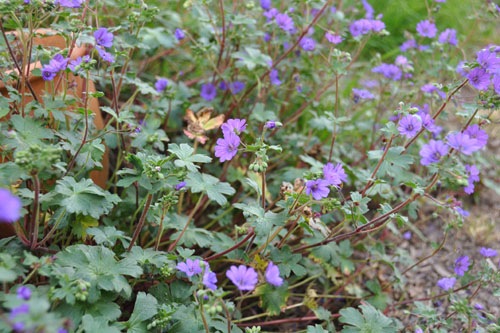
[168,143,212,172]
[270,246,307,278]
[126,292,158,333]
[122,247,169,269]
[256,283,289,316]
[10,115,54,146]
[232,46,272,70]
[81,314,121,333]
[307,324,329,333]
[367,146,414,178]
[339,303,399,333]
[186,172,235,206]
[87,226,131,248]
[54,177,121,219]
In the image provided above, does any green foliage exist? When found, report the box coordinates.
[339,303,401,333]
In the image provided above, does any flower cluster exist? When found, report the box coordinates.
[305,162,347,200]
[349,18,385,37]
[226,261,283,291]
[463,46,500,93]
[41,54,68,81]
[176,259,218,290]
[214,119,246,162]
[94,27,115,63]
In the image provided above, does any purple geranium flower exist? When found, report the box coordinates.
[349,19,372,37]
[299,37,316,51]
[446,132,478,155]
[416,20,437,38]
[55,0,83,8]
[419,140,448,165]
[155,78,168,93]
[263,8,279,21]
[479,247,498,257]
[352,88,374,102]
[203,270,217,290]
[16,286,31,300]
[325,32,343,44]
[94,27,113,48]
[96,46,115,63]
[372,63,402,81]
[265,121,277,129]
[464,124,488,150]
[270,69,282,86]
[175,181,187,191]
[275,13,295,33]
[476,48,500,73]
[9,304,29,320]
[265,262,283,287]
[174,28,185,41]
[226,265,258,291]
[438,28,458,46]
[437,277,456,291]
[260,0,271,10]
[215,131,241,162]
[0,189,22,223]
[398,114,422,138]
[464,164,479,194]
[305,179,330,200]
[221,119,247,136]
[177,259,202,277]
[400,39,417,52]
[454,256,470,276]
[467,67,491,91]
[68,55,90,73]
[455,206,469,217]
[200,83,217,101]
[323,163,347,187]
[421,83,446,99]
[229,81,246,94]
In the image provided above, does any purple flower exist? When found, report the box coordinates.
[454,256,470,276]
[269,69,282,86]
[68,55,90,73]
[219,81,228,91]
[96,46,115,63]
[58,329,68,333]
[395,55,411,69]
[400,39,417,52]
[419,140,448,165]
[352,88,375,102]
[455,206,469,217]
[55,0,83,8]
[13,322,25,332]
[437,277,456,291]
[275,13,295,33]
[16,286,31,300]
[305,179,330,200]
[372,63,402,81]
[177,259,202,277]
[221,119,247,136]
[325,32,343,44]
[260,0,271,10]
[226,265,258,291]
[464,164,479,194]
[464,124,488,150]
[299,37,316,52]
[265,262,283,287]
[174,28,185,41]
[94,27,113,48]
[370,20,385,32]
[416,20,437,38]
[467,67,490,91]
[446,132,478,155]
[215,131,241,162]
[349,19,372,37]
[263,32,272,42]
[265,121,277,129]
[200,83,217,101]
[493,74,500,94]
[476,48,500,73]
[203,270,218,290]
[415,329,423,333]
[474,303,484,310]
[362,0,374,19]
[421,83,446,99]
[263,8,279,21]
[398,115,422,138]
[175,181,187,191]
[417,111,442,135]
[229,81,246,94]
[323,163,347,187]
[0,189,22,223]
[155,78,168,93]
[41,54,69,80]
[438,28,457,46]
[403,231,412,240]
[9,304,29,320]
[479,247,498,257]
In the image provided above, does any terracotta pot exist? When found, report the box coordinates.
[0,29,109,188]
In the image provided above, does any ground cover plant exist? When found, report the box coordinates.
[0,0,499,332]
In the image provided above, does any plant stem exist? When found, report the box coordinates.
[168,195,205,252]
[127,193,154,251]
[29,173,40,250]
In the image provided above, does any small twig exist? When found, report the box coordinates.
[205,228,254,261]
[127,193,154,251]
